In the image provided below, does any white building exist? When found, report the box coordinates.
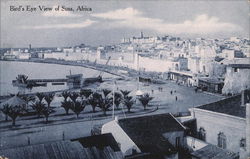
[221,49,244,60]
[18,53,31,59]
[189,92,250,159]
[222,64,250,95]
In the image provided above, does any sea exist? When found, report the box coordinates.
[0,61,114,96]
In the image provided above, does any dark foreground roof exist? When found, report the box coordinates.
[72,133,120,152]
[0,140,85,159]
[0,139,123,159]
[191,144,239,159]
[197,90,250,118]
[118,113,185,156]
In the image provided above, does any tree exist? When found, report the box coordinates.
[123,96,135,113]
[138,93,154,110]
[36,93,45,103]
[121,90,131,98]
[31,101,46,117]
[102,89,111,98]
[19,95,36,104]
[98,96,112,116]
[80,89,92,99]
[70,101,86,118]
[0,104,10,121]
[44,93,55,108]
[69,92,79,103]
[61,91,70,101]
[88,92,101,113]
[7,105,22,126]
[61,100,73,115]
[114,92,122,109]
[42,107,53,123]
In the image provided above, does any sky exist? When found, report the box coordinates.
[0,0,249,48]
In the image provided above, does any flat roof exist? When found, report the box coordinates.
[198,77,224,84]
[191,144,239,159]
[228,64,250,69]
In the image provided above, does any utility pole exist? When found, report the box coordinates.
[112,78,115,119]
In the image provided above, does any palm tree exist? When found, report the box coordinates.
[42,107,53,123]
[88,92,101,113]
[44,93,55,108]
[70,101,86,118]
[19,95,36,104]
[98,96,112,116]
[123,96,135,113]
[31,101,46,117]
[36,92,45,103]
[114,92,122,109]
[61,91,70,101]
[7,105,22,126]
[61,100,73,115]
[69,92,79,103]
[138,93,154,110]
[0,104,10,121]
[102,89,111,98]
[80,89,92,99]
[121,90,131,98]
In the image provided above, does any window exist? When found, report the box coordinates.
[198,127,206,141]
[240,138,246,149]
[234,68,239,72]
[218,132,227,149]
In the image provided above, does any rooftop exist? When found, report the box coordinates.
[198,77,224,84]
[228,64,250,69]
[196,90,250,118]
[72,133,120,152]
[0,140,87,159]
[0,136,123,159]
[191,144,239,159]
[118,113,185,156]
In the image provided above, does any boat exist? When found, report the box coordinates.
[12,74,47,88]
[52,82,65,85]
[83,76,102,84]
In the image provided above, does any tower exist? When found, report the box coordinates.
[29,44,31,53]
[140,31,144,38]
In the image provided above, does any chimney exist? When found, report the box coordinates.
[241,90,245,107]
[114,116,119,123]
[246,103,250,157]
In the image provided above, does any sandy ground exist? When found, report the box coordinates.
[0,77,224,150]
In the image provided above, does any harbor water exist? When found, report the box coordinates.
[0,61,114,96]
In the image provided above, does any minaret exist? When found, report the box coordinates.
[29,44,31,53]
[140,31,144,38]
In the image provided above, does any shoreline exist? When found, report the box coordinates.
[0,58,129,78]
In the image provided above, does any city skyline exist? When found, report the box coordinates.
[1,0,249,48]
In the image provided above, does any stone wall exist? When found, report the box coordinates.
[191,108,248,159]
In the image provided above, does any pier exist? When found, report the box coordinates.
[12,78,68,83]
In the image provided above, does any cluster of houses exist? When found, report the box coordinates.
[1,34,249,95]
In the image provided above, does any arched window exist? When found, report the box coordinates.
[218,132,227,149]
[198,127,206,141]
[240,138,246,149]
